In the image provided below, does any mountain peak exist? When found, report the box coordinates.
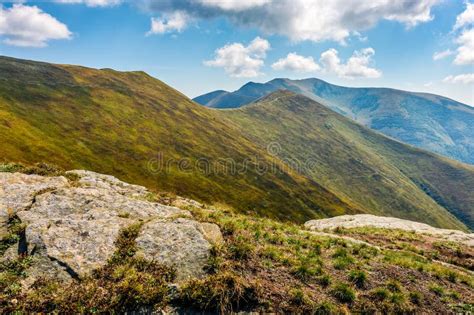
[194,78,474,165]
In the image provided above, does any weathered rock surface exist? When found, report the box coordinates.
[136,218,214,281]
[0,172,68,238]
[0,170,222,284]
[305,214,474,246]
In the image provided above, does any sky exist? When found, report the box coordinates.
[0,0,473,105]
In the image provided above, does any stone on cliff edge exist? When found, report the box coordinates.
[0,170,222,285]
[305,214,474,246]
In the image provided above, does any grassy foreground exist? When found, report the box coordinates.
[1,166,472,313]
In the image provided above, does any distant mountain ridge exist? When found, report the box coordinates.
[194,78,474,165]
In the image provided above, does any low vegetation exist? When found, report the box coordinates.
[0,168,473,313]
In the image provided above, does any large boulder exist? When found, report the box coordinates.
[305,214,474,246]
[0,170,222,284]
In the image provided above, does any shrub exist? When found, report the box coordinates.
[315,274,332,287]
[429,284,444,296]
[386,280,403,293]
[179,271,261,313]
[446,271,457,283]
[229,236,254,260]
[409,291,423,305]
[288,288,310,306]
[331,283,356,303]
[0,163,23,173]
[291,261,321,281]
[371,288,390,301]
[313,301,337,315]
[332,248,355,270]
[333,256,355,270]
[348,270,367,288]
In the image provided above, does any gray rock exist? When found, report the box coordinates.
[136,218,214,281]
[0,170,221,285]
[0,172,68,237]
[66,170,148,198]
[305,214,474,246]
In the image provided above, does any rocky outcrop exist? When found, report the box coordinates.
[305,214,474,246]
[0,170,222,284]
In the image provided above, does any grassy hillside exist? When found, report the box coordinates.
[0,56,354,223]
[225,91,474,230]
[0,56,471,231]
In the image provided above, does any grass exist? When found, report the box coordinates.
[179,271,261,313]
[331,282,356,303]
[348,270,367,288]
[0,200,473,313]
[0,215,25,256]
[0,56,356,225]
[227,91,474,230]
[2,56,473,230]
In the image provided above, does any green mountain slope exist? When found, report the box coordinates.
[0,56,354,223]
[225,91,474,230]
[194,78,474,165]
[0,56,471,231]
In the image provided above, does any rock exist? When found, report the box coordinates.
[0,170,221,285]
[0,173,69,214]
[0,172,68,237]
[171,197,204,210]
[198,222,224,246]
[66,170,148,198]
[136,218,214,281]
[305,214,474,246]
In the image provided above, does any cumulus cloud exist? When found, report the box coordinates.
[433,49,454,60]
[320,48,382,79]
[454,28,474,65]
[450,3,474,65]
[204,37,270,77]
[443,73,474,84]
[147,11,190,35]
[54,0,122,7]
[272,53,320,73]
[197,0,271,11]
[454,2,474,30]
[134,0,441,43]
[0,4,71,47]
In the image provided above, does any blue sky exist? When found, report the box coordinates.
[0,0,473,105]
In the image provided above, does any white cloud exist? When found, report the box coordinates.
[0,4,71,47]
[204,37,270,77]
[272,53,320,73]
[54,0,122,7]
[147,11,190,35]
[454,28,474,65]
[443,73,474,84]
[433,49,454,60]
[451,3,474,66]
[454,2,474,30]
[197,0,271,11]
[320,47,382,79]
[136,0,441,43]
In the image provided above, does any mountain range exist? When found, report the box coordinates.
[1,56,473,231]
[194,78,474,165]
